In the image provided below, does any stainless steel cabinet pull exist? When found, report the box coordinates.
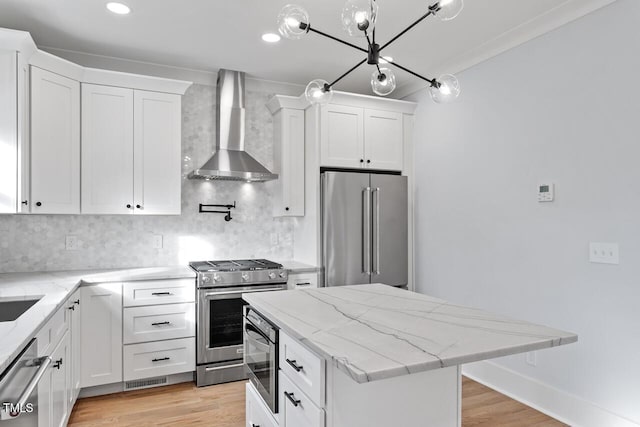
[152,357,170,362]
[151,321,171,326]
[9,356,51,418]
[151,292,173,296]
[372,187,380,275]
[284,391,301,407]
[362,187,372,274]
[286,358,303,372]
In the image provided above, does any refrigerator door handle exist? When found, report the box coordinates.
[372,187,380,275]
[363,187,372,275]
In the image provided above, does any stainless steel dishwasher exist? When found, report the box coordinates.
[0,338,51,426]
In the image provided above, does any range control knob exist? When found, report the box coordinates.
[268,272,276,279]
[279,271,286,278]
[242,273,249,281]
[213,274,221,282]
[202,276,211,283]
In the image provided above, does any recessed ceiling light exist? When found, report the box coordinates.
[106,2,131,15]
[262,33,281,43]
[379,56,394,64]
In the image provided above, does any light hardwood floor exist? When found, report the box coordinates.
[68,377,566,427]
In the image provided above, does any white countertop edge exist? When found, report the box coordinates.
[0,266,195,374]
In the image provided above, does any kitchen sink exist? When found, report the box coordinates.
[0,298,42,322]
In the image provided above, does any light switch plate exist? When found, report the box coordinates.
[589,242,619,265]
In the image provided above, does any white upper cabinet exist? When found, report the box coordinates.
[0,50,18,213]
[133,90,182,215]
[320,104,364,169]
[320,104,405,171]
[273,108,305,217]
[30,66,80,214]
[81,84,134,214]
[364,109,403,171]
[81,85,182,215]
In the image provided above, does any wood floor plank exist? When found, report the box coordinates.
[68,377,566,427]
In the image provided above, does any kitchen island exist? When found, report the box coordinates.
[243,284,577,427]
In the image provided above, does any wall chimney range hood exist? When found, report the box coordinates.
[188,69,278,182]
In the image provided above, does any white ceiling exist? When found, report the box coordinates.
[0,0,617,96]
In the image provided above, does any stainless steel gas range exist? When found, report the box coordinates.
[189,259,288,387]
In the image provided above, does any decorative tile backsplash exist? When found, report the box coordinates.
[0,84,294,273]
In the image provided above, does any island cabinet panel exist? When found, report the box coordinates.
[280,331,325,407]
[246,382,278,427]
[325,364,461,427]
[280,371,325,427]
[30,66,80,214]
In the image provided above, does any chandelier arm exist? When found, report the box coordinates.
[379,7,436,52]
[308,26,368,54]
[328,58,368,88]
[389,61,438,86]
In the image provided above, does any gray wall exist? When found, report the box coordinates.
[0,84,293,272]
[409,0,639,423]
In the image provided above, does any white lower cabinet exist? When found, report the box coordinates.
[279,372,325,427]
[50,331,70,427]
[246,382,278,427]
[123,337,195,381]
[80,283,123,388]
[123,303,195,344]
[286,272,319,290]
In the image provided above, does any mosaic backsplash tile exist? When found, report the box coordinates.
[0,84,294,273]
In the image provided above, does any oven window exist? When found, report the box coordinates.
[209,297,244,348]
[245,323,275,401]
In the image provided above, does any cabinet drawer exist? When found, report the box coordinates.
[279,371,325,427]
[246,382,278,427]
[287,272,318,290]
[123,337,195,381]
[280,331,325,407]
[123,303,195,344]
[123,279,195,307]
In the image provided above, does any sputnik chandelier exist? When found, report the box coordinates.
[277,0,464,105]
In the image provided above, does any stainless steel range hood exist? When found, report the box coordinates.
[188,69,278,182]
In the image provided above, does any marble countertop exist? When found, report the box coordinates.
[0,266,194,374]
[243,284,577,384]
[279,260,319,274]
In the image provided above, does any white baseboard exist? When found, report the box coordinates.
[462,361,639,427]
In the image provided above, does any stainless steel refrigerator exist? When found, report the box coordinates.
[321,171,408,288]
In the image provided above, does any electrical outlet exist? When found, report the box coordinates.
[526,351,537,367]
[270,233,279,246]
[589,242,619,265]
[152,234,164,249]
[65,236,79,251]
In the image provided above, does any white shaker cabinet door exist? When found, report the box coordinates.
[30,66,80,214]
[364,109,403,171]
[81,84,134,214]
[320,104,364,169]
[50,331,70,427]
[133,90,182,215]
[80,283,123,388]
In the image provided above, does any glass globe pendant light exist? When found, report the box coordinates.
[370,67,396,96]
[433,0,464,21]
[341,0,379,37]
[429,74,460,103]
[278,4,310,39]
[305,79,333,105]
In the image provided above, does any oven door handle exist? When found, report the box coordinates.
[7,356,52,418]
[245,323,272,352]
[204,287,285,298]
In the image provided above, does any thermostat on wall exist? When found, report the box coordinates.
[537,183,554,202]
